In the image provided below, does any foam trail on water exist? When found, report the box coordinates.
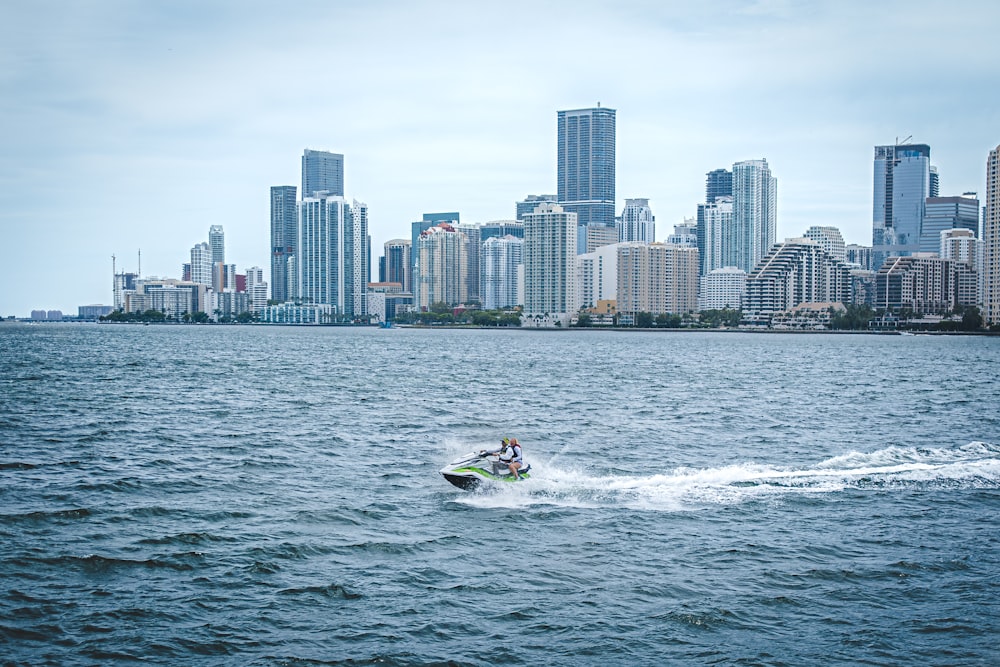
[450,442,1000,511]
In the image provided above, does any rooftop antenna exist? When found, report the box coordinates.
[138,249,141,278]
[896,135,912,145]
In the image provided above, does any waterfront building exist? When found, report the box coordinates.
[302,149,344,197]
[481,235,523,310]
[270,185,298,303]
[742,238,851,327]
[845,244,874,271]
[618,198,655,243]
[987,145,1000,325]
[557,106,616,241]
[190,242,213,286]
[415,223,468,309]
[803,226,846,263]
[516,196,557,221]
[700,195,734,275]
[381,239,412,293]
[113,271,137,310]
[209,290,250,321]
[699,266,746,311]
[125,279,208,319]
[260,302,333,324]
[876,255,977,315]
[616,243,699,319]
[296,193,368,319]
[872,143,933,268]
[523,203,578,325]
[577,242,623,310]
[79,305,113,319]
[732,159,777,274]
[921,194,979,255]
[367,283,413,323]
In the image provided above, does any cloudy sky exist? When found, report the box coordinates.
[2,0,998,316]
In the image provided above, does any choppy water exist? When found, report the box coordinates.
[2,324,999,666]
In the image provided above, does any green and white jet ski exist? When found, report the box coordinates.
[440,450,532,490]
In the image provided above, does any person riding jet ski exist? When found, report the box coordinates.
[489,437,524,480]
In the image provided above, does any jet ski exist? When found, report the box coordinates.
[440,450,532,490]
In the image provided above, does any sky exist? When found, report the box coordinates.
[1,0,999,317]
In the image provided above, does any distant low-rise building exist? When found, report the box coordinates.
[260,302,333,324]
[699,266,746,310]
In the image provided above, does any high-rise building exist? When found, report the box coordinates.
[481,235,523,310]
[577,242,622,310]
[516,195,557,221]
[302,149,344,198]
[245,266,268,313]
[845,244,874,271]
[700,195,733,275]
[921,194,979,254]
[209,225,225,265]
[296,193,367,318]
[732,159,777,274]
[697,168,734,275]
[618,198,655,243]
[190,242,213,286]
[803,226,846,262]
[481,220,524,242]
[699,267,747,311]
[742,238,851,326]
[985,145,1000,325]
[666,218,697,247]
[456,223,482,303]
[706,168,733,203]
[872,143,933,268]
[616,243,699,318]
[270,185,298,303]
[415,223,468,309]
[876,255,977,315]
[557,106,616,237]
[523,203,578,325]
[412,212,459,278]
[382,239,412,293]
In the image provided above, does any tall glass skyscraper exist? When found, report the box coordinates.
[296,193,367,319]
[984,145,1000,325]
[209,225,225,265]
[872,143,932,269]
[301,149,344,198]
[270,185,298,303]
[557,106,616,241]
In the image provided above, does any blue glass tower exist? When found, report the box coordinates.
[557,106,616,238]
[872,143,931,269]
[301,149,344,198]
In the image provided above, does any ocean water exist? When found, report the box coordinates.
[1,323,999,666]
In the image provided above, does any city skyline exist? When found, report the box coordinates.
[2,1,999,316]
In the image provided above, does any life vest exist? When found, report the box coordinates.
[500,444,523,463]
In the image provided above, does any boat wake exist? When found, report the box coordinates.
[451,441,1000,511]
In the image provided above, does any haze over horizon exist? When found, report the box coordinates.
[2,0,998,317]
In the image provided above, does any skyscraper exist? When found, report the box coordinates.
[412,212,459,278]
[618,198,655,243]
[984,145,1000,325]
[415,224,468,309]
[700,196,733,275]
[480,235,523,310]
[523,202,578,324]
[270,185,298,303]
[382,239,412,293]
[296,193,367,318]
[557,106,616,244]
[209,225,225,265]
[732,159,777,274]
[190,242,213,286]
[706,169,733,203]
[921,194,979,254]
[872,143,932,268]
[302,149,344,198]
